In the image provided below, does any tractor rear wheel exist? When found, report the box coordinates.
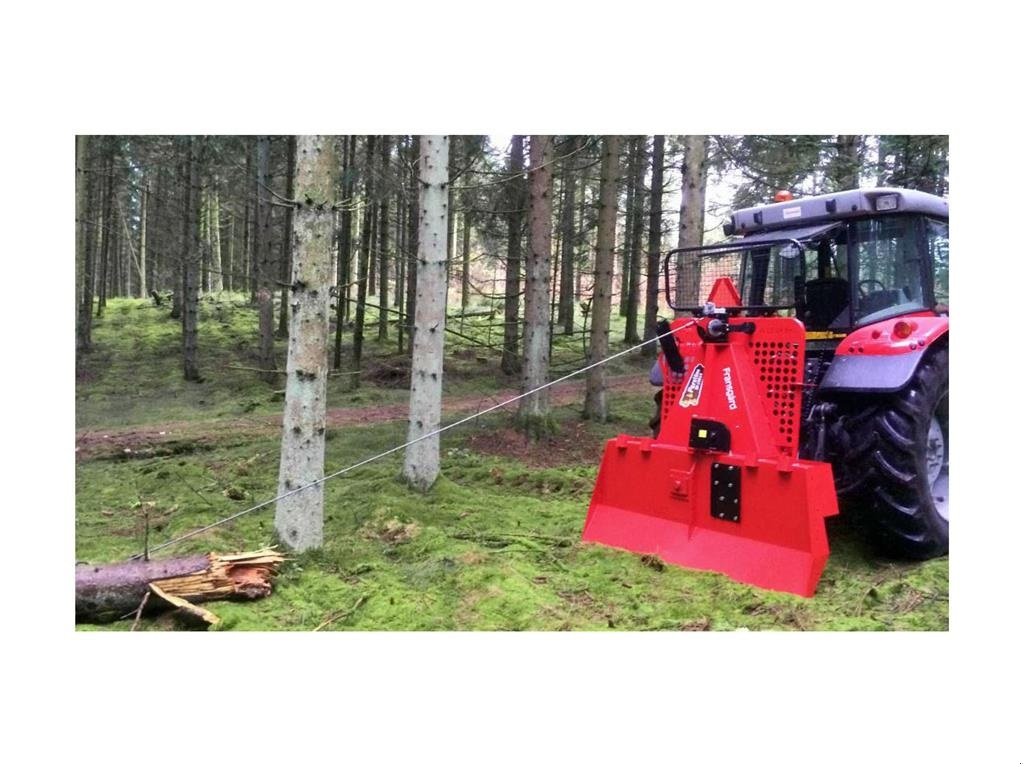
[828,346,949,559]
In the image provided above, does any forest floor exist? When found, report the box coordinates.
[75,295,949,631]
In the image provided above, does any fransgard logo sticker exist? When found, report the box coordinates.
[678,364,705,408]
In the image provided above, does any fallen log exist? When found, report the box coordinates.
[76,549,285,627]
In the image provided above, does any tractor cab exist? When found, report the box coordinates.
[670,188,949,337]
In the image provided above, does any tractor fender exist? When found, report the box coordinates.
[818,315,948,394]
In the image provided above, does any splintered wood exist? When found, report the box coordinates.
[76,549,285,627]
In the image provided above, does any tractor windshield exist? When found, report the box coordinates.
[850,216,929,324]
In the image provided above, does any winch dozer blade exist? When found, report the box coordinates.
[582,315,839,597]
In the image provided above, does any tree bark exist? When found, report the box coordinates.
[97,142,116,318]
[832,135,862,191]
[352,135,376,387]
[255,135,276,382]
[225,210,234,292]
[395,138,407,353]
[275,135,335,552]
[279,135,297,338]
[445,137,457,312]
[368,138,379,299]
[500,135,526,375]
[200,187,210,294]
[182,137,201,382]
[676,135,710,310]
[643,135,665,344]
[334,135,356,369]
[116,212,127,297]
[244,138,254,302]
[138,183,148,297]
[377,135,391,341]
[460,210,472,311]
[620,139,637,319]
[403,136,449,491]
[75,550,284,625]
[518,135,555,428]
[170,155,184,320]
[152,165,165,293]
[624,137,647,342]
[576,173,587,301]
[209,187,224,292]
[76,135,95,353]
[557,136,577,333]
[584,136,621,421]
[403,136,420,356]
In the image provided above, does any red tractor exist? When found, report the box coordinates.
[584,188,948,596]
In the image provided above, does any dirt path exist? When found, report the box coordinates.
[75,375,652,461]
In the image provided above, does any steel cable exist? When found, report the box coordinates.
[130,319,696,560]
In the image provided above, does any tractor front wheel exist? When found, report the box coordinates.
[829,346,949,559]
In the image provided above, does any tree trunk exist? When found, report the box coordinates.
[274,135,336,552]
[117,214,127,297]
[584,136,621,421]
[245,138,254,302]
[352,136,377,387]
[225,211,234,292]
[75,550,284,625]
[369,203,379,301]
[643,135,665,344]
[558,136,577,333]
[517,135,555,430]
[550,178,563,344]
[403,136,420,356]
[395,138,407,353]
[832,135,862,191]
[676,135,710,310]
[152,166,165,293]
[255,135,276,382]
[138,183,148,298]
[368,138,379,299]
[445,137,457,312]
[460,210,472,310]
[182,137,201,382]
[97,144,115,318]
[620,139,637,319]
[334,135,356,369]
[170,155,184,320]
[576,177,586,301]
[403,135,449,491]
[209,188,223,292]
[76,135,95,353]
[624,137,647,343]
[377,136,391,341]
[395,201,406,347]
[279,135,297,338]
[500,135,525,375]
[200,187,210,294]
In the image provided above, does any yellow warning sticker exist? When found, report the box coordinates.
[805,330,847,341]
[698,429,708,438]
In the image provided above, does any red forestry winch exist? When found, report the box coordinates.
[583,281,838,597]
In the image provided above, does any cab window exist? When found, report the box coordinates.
[852,216,928,323]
